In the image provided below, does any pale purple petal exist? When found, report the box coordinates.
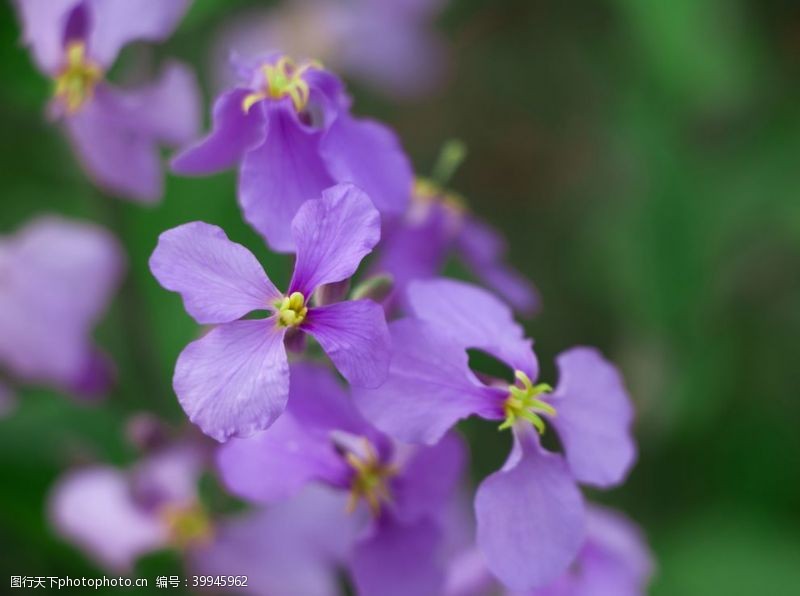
[49,467,167,572]
[172,88,267,175]
[67,348,115,398]
[131,445,204,507]
[289,183,381,297]
[173,319,289,442]
[304,300,390,388]
[407,278,538,376]
[320,114,412,216]
[550,347,636,488]
[85,0,191,68]
[445,548,496,596]
[475,432,585,591]
[353,319,502,444]
[392,432,467,523]
[239,102,335,252]
[351,515,444,596]
[0,216,122,389]
[150,222,280,325]
[11,0,83,74]
[217,362,364,502]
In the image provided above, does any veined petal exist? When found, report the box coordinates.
[320,114,412,216]
[303,300,390,388]
[173,319,289,442]
[239,102,335,252]
[407,278,537,377]
[150,222,280,325]
[353,319,500,445]
[289,183,380,297]
[550,347,636,488]
[475,436,585,591]
[171,88,267,175]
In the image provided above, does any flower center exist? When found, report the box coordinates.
[499,370,556,433]
[242,56,317,113]
[53,42,102,114]
[413,178,467,214]
[276,291,308,327]
[343,438,396,516]
[160,502,213,548]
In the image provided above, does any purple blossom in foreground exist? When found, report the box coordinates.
[0,216,123,404]
[376,178,540,315]
[446,505,653,596]
[212,0,449,100]
[171,52,412,251]
[12,0,200,202]
[150,184,391,442]
[217,361,466,595]
[354,278,636,590]
[49,444,209,571]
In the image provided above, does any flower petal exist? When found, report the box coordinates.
[407,278,537,376]
[353,319,500,444]
[304,300,390,388]
[351,514,444,596]
[550,347,636,488]
[239,103,335,252]
[475,433,585,591]
[150,222,280,325]
[171,88,267,175]
[11,0,83,73]
[289,183,381,297]
[173,319,289,442]
[320,114,412,216]
[86,0,191,68]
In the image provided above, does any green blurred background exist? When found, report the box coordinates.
[1,0,799,593]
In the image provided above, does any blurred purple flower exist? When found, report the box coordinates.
[376,179,540,315]
[171,53,412,251]
[149,184,391,442]
[12,0,200,202]
[217,360,466,595]
[49,444,209,571]
[353,278,636,590]
[0,216,123,404]
[446,505,653,596]
[212,0,449,100]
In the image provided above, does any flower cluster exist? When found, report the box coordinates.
[10,1,652,594]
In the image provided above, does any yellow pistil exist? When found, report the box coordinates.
[344,439,397,516]
[499,370,556,433]
[53,42,102,114]
[160,502,213,548]
[413,177,467,214]
[241,56,318,113]
[276,291,308,327]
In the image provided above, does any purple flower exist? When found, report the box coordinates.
[217,360,466,595]
[149,184,391,442]
[0,216,123,402]
[171,53,412,251]
[212,0,449,100]
[12,0,200,202]
[49,444,209,572]
[376,179,540,315]
[353,278,636,590]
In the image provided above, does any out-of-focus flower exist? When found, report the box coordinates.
[12,0,200,202]
[354,278,636,591]
[49,444,209,571]
[212,0,449,100]
[171,53,412,251]
[0,216,123,405]
[446,505,654,596]
[218,360,466,595]
[376,178,540,316]
[149,184,390,442]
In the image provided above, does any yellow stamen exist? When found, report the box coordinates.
[53,42,102,114]
[160,502,213,548]
[276,291,308,327]
[498,370,555,433]
[413,177,467,214]
[241,56,319,113]
[344,439,397,516]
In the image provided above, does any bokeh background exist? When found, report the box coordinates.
[2,0,800,593]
